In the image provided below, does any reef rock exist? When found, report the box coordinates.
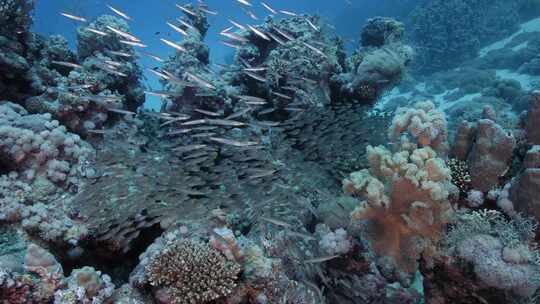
[361,17,404,47]
[452,121,476,161]
[510,97,540,221]
[525,91,540,145]
[468,119,515,192]
[511,168,540,223]
[335,18,413,104]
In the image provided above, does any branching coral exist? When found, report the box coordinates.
[446,158,472,195]
[145,240,241,304]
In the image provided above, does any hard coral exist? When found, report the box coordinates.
[0,101,92,186]
[361,17,404,47]
[446,158,472,195]
[53,266,115,304]
[446,210,540,297]
[468,119,515,192]
[410,0,520,73]
[146,240,241,304]
[0,0,34,36]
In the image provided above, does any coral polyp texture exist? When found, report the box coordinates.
[445,210,540,297]
[389,101,449,154]
[0,102,92,186]
[145,240,241,304]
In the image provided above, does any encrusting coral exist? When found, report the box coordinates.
[343,101,454,274]
[0,101,93,187]
[445,209,540,297]
[0,101,92,242]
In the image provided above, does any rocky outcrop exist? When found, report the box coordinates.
[468,119,516,192]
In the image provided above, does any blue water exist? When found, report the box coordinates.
[32,0,416,110]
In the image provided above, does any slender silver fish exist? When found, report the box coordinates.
[106,25,141,42]
[244,71,266,83]
[85,28,108,36]
[260,2,277,14]
[206,119,246,127]
[176,4,197,16]
[119,40,147,48]
[107,5,132,20]
[194,109,221,117]
[161,38,186,52]
[228,19,246,30]
[237,0,253,6]
[167,21,188,36]
[304,255,340,264]
[60,12,87,23]
[108,50,133,57]
[51,61,82,69]
[248,25,270,41]
[260,216,291,228]
[209,137,258,147]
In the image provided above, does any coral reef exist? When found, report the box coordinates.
[525,91,540,145]
[0,2,144,136]
[467,119,516,192]
[334,17,412,104]
[10,1,540,303]
[451,115,516,192]
[0,102,92,186]
[0,102,92,243]
[410,0,522,73]
[0,0,34,36]
[22,14,145,135]
[445,210,540,298]
[0,0,36,101]
[316,225,352,256]
[53,266,115,304]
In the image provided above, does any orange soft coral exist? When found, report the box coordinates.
[349,177,451,273]
[344,103,454,273]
